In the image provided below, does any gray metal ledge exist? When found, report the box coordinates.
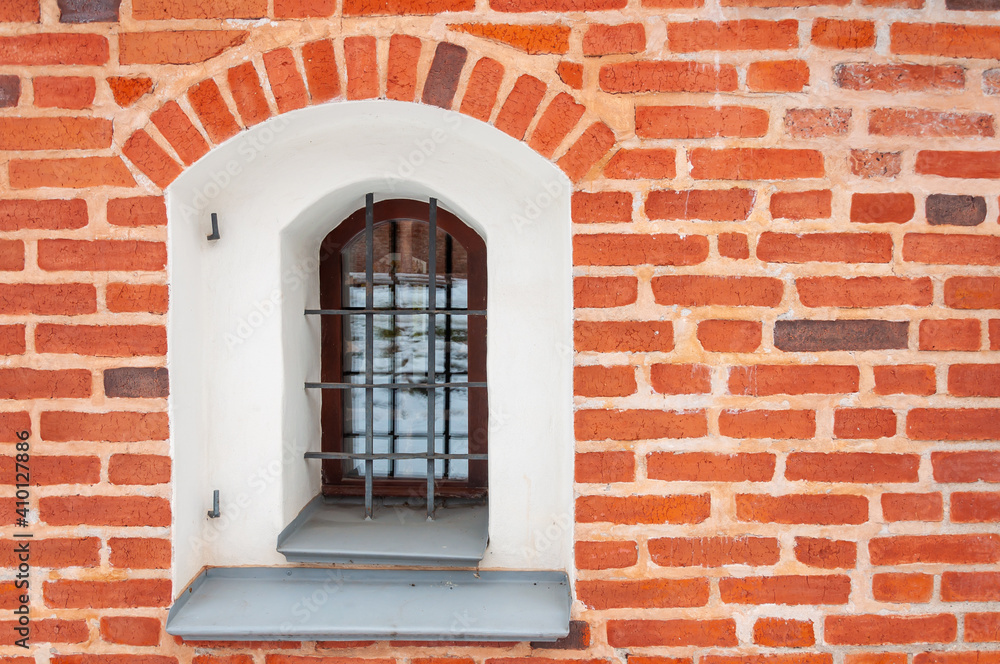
[277,496,488,566]
[165,567,571,641]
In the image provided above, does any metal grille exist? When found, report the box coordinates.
[305,194,486,519]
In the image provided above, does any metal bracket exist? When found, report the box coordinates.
[207,213,221,241]
[207,489,220,518]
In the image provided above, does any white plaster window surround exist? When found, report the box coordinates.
[165,101,574,639]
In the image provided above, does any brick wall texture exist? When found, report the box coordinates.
[2,0,1000,661]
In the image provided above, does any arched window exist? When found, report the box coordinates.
[313,196,487,517]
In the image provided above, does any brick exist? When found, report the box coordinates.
[788,452,914,483]
[557,61,582,89]
[575,409,707,440]
[529,93,585,158]
[36,325,165,357]
[583,24,645,56]
[0,283,96,315]
[0,326,25,355]
[0,0,39,21]
[0,412,30,441]
[771,190,832,219]
[882,493,943,522]
[109,454,171,485]
[637,105,768,139]
[133,0,265,17]
[44,579,171,608]
[0,34,108,65]
[652,275,782,307]
[729,365,859,395]
[459,58,504,122]
[449,24,570,55]
[718,234,749,260]
[0,537,98,569]
[109,537,171,568]
[992,320,1000,349]
[833,410,898,439]
[798,277,931,308]
[946,277,1000,308]
[576,541,637,569]
[942,572,1000,601]
[871,534,1000,565]
[916,151,1000,179]
[10,157,134,189]
[104,368,169,399]
[599,62,737,94]
[574,321,673,352]
[574,366,635,397]
[825,614,956,645]
[263,48,308,113]
[108,196,166,227]
[575,451,634,483]
[908,408,1000,440]
[123,129,183,189]
[812,19,875,49]
[0,76,20,107]
[151,102,210,165]
[0,454,99,485]
[0,368,90,400]
[932,451,1000,482]
[669,20,798,52]
[922,320,980,352]
[386,35,421,101]
[188,79,240,144]
[650,537,779,567]
[871,109,993,138]
[38,240,165,271]
[577,495,710,524]
[607,619,737,647]
[578,578,709,609]
[892,23,1000,60]
[605,149,676,180]
[100,617,161,646]
[41,496,170,527]
[33,77,95,109]
[754,619,815,647]
[40,411,168,442]
[719,409,816,439]
[648,452,774,482]
[966,614,1000,642]
[574,234,708,266]
[720,575,851,605]
[834,64,965,92]
[57,0,121,21]
[736,494,868,525]
[0,619,87,644]
[873,574,934,603]
[851,150,903,179]
[529,622,590,651]
[346,0,473,13]
[107,284,168,314]
[774,320,908,352]
[903,233,1000,266]
[422,42,467,109]
[987,69,1000,94]
[301,40,341,103]
[649,365,711,395]
[926,194,987,227]
[875,365,935,395]
[785,109,851,141]
[698,320,761,352]
[0,241,24,271]
[794,538,857,569]
[850,193,915,224]
[647,189,753,221]
[574,276,637,308]
[275,0,335,16]
[557,122,616,181]
[490,0,623,9]
[119,31,247,65]
[691,148,823,180]
[108,77,153,107]
[952,492,1000,522]
[748,60,809,92]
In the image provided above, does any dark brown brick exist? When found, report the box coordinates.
[947,0,1000,9]
[104,367,169,398]
[926,194,987,227]
[57,0,120,22]
[422,42,467,109]
[774,320,908,352]
[0,76,19,108]
[530,620,590,650]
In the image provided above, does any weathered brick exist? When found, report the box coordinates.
[966,614,1000,642]
[107,76,153,107]
[697,320,761,352]
[107,284,168,314]
[123,129,183,189]
[574,234,708,266]
[40,411,168,442]
[719,409,816,439]
[494,75,546,140]
[422,42,467,109]
[690,148,823,180]
[834,64,964,92]
[529,93,585,159]
[946,277,1000,308]
[119,31,247,65]
[575,540,637,569]
[650,537,779,567]
[449,24,570,55]
[882,493,943,522]
[36,325,165,357]
[574,365,635,397]
[577,495,710,524]
[38,240,165,271]
[58,0,121,21]
[649,364,711,395]
[100,616,162,646]
[720,575,851,605]
[556,61,582,89]
[916,151,1000,179]
[0,326,26,355]
[908,408,1000,440]
[652,276,782,307]
[0,537,97,568]
[851,150,902,178]
[33,77,95,109]
[891,23,1000,60]
[188,78,240,143]
[788,452,913,482]
[44,579,171,608]
[573,276,637,308]
[459,57,503,122]
[812,19,875,49]
[40,496,170,527]
[758,232,892,263]
[0,75,20,107]
[833,409,898,439]
[575,409,707,440]
[729,365,860,395]
[607,619,737,647]
[109,454,171,485]
[668,20,798,52]
[941,572,1000,601]
[275,0,335,16]
[794,538,857,569]
[345,0,473,13]
[825,614,956,645]
[921,319,980,352]
[583,23,645,56]
[600,62,737,94]
[870,109,994,138]
[773,320,908,352]
[0,0,39,21]
[10,157,134,189]
[932,451,1000,483]
[873,573,934,603]
[0,241,24,271]
[754,618,815,647]
[771,190,832,219]
[0,368,91,400]
[874,365,935,395]
[301,40,340,103]
[736,494,868,525]
[0,454,99,485]
[0,34,108,65]
[605,149,676,180]
[747,60,809,92]
[263,48,308,113]
[648,452,773,482]
[926,194,987,226]
[557,122,616,181]
[850,193,915,224]
[109,537,171,568]
[385,35,421,101]
[108,196,166,227]
[151,101,210,165]
[578,578,709,609]
[952,492,1000,523]
[575,450,634,483]
[871,534,1000,565]
[574,321,673,352]
[647,189,753,221]
[718,233,750,259]
[637,106,767,138]
[798,277,931,308]
[0,284,95,315]
[133,0,265,18]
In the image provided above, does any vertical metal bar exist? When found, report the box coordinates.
[426,198,437,520]
[364,193,375,519]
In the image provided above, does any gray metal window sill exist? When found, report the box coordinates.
[165,567,571,641]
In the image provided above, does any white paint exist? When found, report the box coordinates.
[167,101,574,590]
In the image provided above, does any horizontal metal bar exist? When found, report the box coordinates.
[305,452,488,461]
[305,382,486,389]
[305,309,485,316]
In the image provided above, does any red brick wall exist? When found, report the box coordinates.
[2,0,1000,661]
